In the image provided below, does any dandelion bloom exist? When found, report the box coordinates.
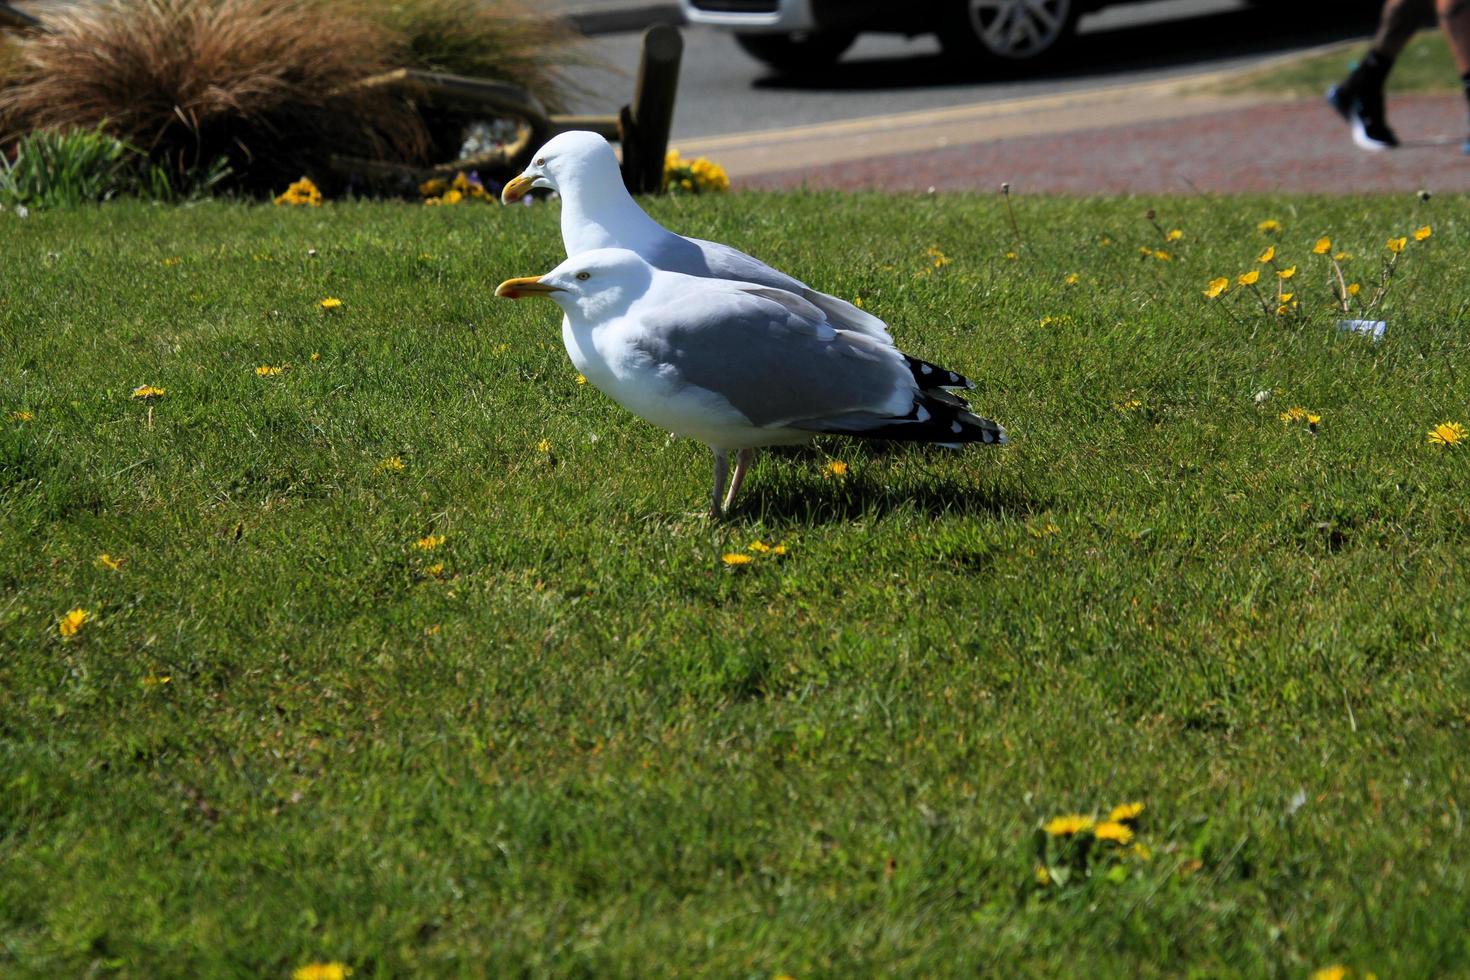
[274,177,323,207]
[292,965,352,980]
[1309,968,1348,980]
[536,439,551,453]
[854,296,865,307]
[1306,413,1321,426]
[1094,821,1134,844]
[1153,250,1171,262]
[721,553,754,566]
[1334,251,1351,262]
[255,365,285,377]
[1237,269,1260,286]
[1203,277,1229,299]
[311,352,321,361]
[1004,251,1018,261]
[575,373,587,385]
[1346,283,1361,296]
[97,553,122,570]
[319,297,343,310]
[1109,801,1144,822]
[821,460,848,478]
[770,544,787,555]
[58,607,89,637]
[1414,225,1432,241]
[1280,292,1294,303]
[9,409,34,422]
[1313,237,1332,255]
[1427,421,1465,447]
[414,534,445,551]
[1043,814,1094,836]
[748,541,772,553]
[131,385,166,399]
[424,562,445,577]
[1257,219,1281,233]
[1277,265,1296,280]
[1257,245,1275,264]
[925,246,951,267]
[377,456,406,473]
[1386,236,1407,254]
[1280,407,1308,423]
[1064,273,1080,285]
[1166,229,1183,241]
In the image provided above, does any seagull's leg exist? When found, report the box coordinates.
[709,449,730,519]
[723,448,755,513]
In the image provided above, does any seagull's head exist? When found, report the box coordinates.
[495,247,655,322]
[501,131,620,205]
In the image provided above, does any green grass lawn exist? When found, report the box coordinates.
[2,192,1469,978]
[1235,30,1461,97]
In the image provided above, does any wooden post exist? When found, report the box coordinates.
[620,25,683,195]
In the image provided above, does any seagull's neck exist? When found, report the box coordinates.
[560,177,672,256]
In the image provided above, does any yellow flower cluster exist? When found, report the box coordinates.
[58,607,89,637]
[274,177,322,207]
[131,385,166,400]
[423,171,493,206]
[664,149,730,195]
[723,539,787,567]
[414,534,444,551]
[1280,406,1322,428]
[1043,801,1144,839]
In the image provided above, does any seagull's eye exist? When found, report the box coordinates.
[535,158,546,167]
[575,271,591,281]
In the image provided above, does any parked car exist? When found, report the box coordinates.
[678,0,1344,74]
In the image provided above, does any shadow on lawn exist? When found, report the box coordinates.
[738,469,1045,524]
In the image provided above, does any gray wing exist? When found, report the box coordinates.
[631,284,912,429]
[641,233,895,345]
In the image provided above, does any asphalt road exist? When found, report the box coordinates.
[563,0,1382,140]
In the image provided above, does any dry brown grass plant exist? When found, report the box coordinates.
[0,0,430,192]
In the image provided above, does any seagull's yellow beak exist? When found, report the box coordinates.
[494,275,564,300]
[501,173,536,204]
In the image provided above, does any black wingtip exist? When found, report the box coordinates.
[904,355,975,393]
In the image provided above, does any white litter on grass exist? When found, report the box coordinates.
[1337,318,1386,342]
[1254,390,1272,405]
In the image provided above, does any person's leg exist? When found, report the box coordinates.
[1329,0,1432,149]
[1435,0,1470,149]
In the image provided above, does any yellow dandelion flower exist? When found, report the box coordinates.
[274,177,323,207]
[575,373,587,385]
[1138,246,1153,257]
[9,409,35,421]
[748,541,772,553]
[1166,229,1183,241]
[255,365,284,377]
[419,178,447,197]
[1306,413,1321,426]
[414,534,444,551]
[770,543,787,555]
[1094,821,1134,844]
[1257,219,1281,233]
[1277,265,1297,280]
[1258,245,1275,264]
[1154,250,1171,261]
[1237,269,1260,286]
[925,246,950,266]
[1004,251,1019,261]
[1386,236,1407,254]
[441,189,463,205]
[1117,399,1143,412]
[292,964,353,980]
[1108,801,1144,823]
[1043,814,1094,837]
[536,438,551,453]
[1313,237,1332,255]
[854,296,865,307]
[1414,225,1432,241]
[1334,251,1351,262]
[319,297,343,310]
[424,562,445,578]
[821,460,848,478]
[377,456,406,473]
[1280,407,1308,423]
[162,256,181,266]
[722,553,754,566]
[58,607,89,637]
[97,553,123,571]
[1064,273,1080,285]
[1309,967,1348,980]
[131,385,166,400]
[1280,292,1294,303]
[1203,277,1229,299]
[1347,283,1361,296]
[1427,421,1466,447]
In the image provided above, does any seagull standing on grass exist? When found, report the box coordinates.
[500,130,892,342]
[496,249,1006,517]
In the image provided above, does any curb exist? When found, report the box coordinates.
[565,3,684,36]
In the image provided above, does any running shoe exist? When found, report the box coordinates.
[1327,78,1399,151]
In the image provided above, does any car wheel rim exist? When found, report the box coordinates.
[965,0,1070,58]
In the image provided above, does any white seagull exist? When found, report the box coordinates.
[500,130,892,343]
[495,249,1006,517]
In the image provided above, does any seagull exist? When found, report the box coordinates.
[500,130,892,343]
[495,248,1006,517]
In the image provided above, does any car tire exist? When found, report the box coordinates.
[938,0,1080,71]
[734,31,858,73]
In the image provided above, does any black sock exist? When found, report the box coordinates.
[1462,69,1470,112]
[1351,49,1395,89]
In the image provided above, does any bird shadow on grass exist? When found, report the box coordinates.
[735,453,1047,526]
